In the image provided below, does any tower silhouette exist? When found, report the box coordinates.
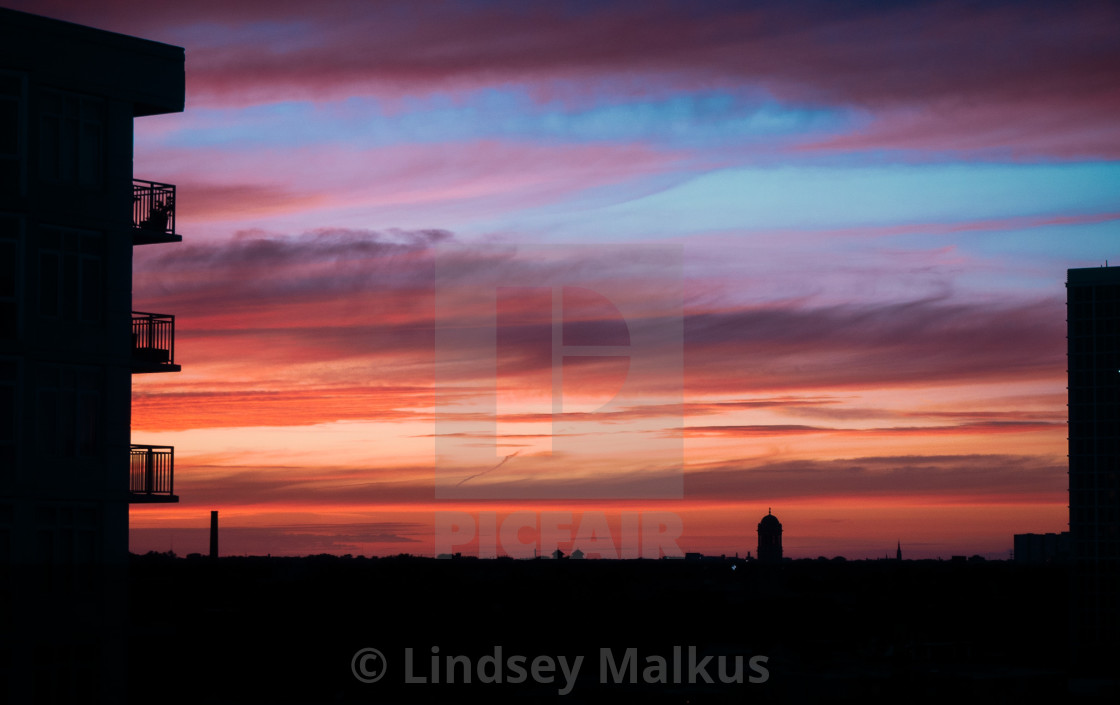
[1067,266,1120,680]
[757,509,783,563]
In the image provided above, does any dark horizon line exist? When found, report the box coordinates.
[130,550,1014,563]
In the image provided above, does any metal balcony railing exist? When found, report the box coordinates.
[133,179,176,240]
[130,444,176,502]
[131,311,177,372]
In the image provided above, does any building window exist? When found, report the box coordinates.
[0,215,20,339]
[37,89,103,187]
[0,503,11,566]
[35,364,101,458]
[38,226,102,323]
[0,71,24,195]
[0,359,15,472]
[35,504,98,564]
[34,503,99,594]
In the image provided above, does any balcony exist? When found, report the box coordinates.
[129,444,177,503]
[132,311,179,373]
[132,179,180,245]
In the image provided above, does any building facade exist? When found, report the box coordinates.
[1,8,184,702]
[1067,266,1120,679]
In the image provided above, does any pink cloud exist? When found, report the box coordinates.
[802,100,1120,160]
[12,1,1117,157]
[131,230,1065,434]
[685,454,1066,504]
[131,386,432,431]
[684,296,1065,394]
[686,420,1062,439]
[136,140,686,225]
[149,452,1064,514]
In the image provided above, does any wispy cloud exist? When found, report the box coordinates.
[132,231,1064,433]
[685,454,1066,503]
[19,0,1117,159]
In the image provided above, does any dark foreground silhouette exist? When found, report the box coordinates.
[127,554,1076,704]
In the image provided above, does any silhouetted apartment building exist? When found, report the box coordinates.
[1067,266,1120,681]
[1,8,183,702]
[1013,531,1070,564]
[757,509,782,563]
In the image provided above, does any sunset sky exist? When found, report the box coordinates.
[12,0,1119,558]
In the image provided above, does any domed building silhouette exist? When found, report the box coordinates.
[757,509,783,563]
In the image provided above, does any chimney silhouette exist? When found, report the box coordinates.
[210,510,219,560]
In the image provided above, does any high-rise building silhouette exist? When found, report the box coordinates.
[757,509,782,563]
[1067,266,1120,680]
[1013,531,1071,564]
[1,8,184,701]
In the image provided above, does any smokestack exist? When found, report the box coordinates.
[210,510,218,560]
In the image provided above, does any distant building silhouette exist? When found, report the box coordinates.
[896,541,902,561]
[1014,532,1070,564]
[757,509,782,563]
[1,7,184,702]
[1067,266,1120,681]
